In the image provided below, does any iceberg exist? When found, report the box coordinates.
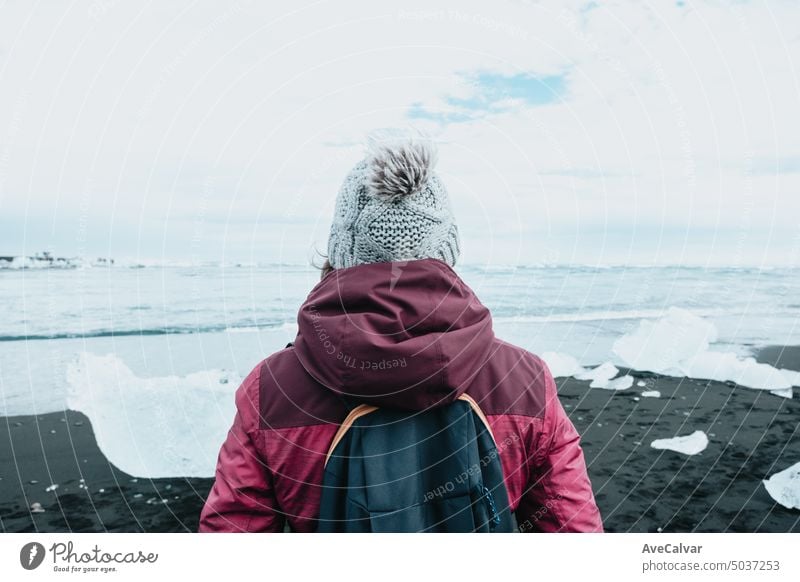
[614,308,794,394]
[66,352,240,478]
[575,362,620,388]
[763,462,800,510]
[770,387,793,399]
[680,351,791,390]
[602,375,634,391]
[781,369,800,387]
[613,307,717,374]
[641,390,661,398]
[650,430,709,455]
[541,351,585,378]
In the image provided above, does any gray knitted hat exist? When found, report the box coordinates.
[327,133,460,269]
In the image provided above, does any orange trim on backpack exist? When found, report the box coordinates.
[323,395,499,467]
[324,404,378,466]
[457,393,497,445]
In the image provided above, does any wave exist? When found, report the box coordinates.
[459,263,792,272]
[492,307,723,324]
[0,322,297,342]
[0,308,702,342]
[6,302,794,343]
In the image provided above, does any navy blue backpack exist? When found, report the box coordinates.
[317,394,515,532]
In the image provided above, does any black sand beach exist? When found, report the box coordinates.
[1,347,798,532]
[0,409,212,532]
[754,344,800,372]
[561,371,799,532]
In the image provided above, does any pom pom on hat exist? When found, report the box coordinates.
[365,130,438,201]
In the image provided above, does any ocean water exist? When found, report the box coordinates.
[2,262,799,479]
[1,263,799,418]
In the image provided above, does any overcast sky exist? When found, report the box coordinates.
[1,0,799,266]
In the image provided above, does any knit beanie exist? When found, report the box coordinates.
[326,131,460,269]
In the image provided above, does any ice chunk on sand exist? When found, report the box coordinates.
[641,390,661,398]
[541,351,585,377]
[781,369,800,387]
[614,308,793,394]
[601,375,634,391]
[575,362,619,388]
[66,352,240,478]
[613,307,717,374]
[763,462,800,510]
[650,430,708,455]
[680,352,791,391]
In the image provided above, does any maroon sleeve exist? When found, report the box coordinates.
[516,364,604,533]
[198,366,285,532]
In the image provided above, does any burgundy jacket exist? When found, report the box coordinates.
[199,259,603,532]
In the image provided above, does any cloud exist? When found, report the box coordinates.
[408,71,567,123]
[0,0,798,266]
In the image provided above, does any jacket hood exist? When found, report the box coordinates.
[293,259,495,411]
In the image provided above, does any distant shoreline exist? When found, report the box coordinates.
[0,252,115,270]
[2,256,800,270]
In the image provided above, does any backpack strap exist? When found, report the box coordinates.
[324,404,378,466]
[323,394,497,467]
